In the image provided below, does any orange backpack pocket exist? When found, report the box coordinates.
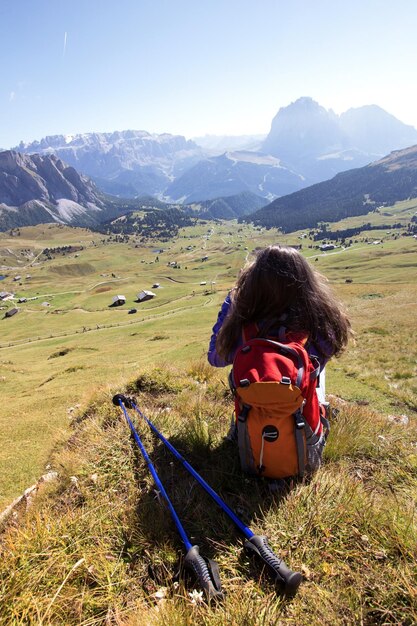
[236,381,306,478]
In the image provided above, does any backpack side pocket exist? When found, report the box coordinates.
[304,422,326,472]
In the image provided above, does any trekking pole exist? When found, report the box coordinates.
[114,397,223,601]
[113,394,303,597]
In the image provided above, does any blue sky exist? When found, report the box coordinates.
[2,0,417,147]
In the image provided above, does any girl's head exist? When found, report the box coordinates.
[216,245,351,358]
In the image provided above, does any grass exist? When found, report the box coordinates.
[0,365,415,625]
[0,217,416,503]
[0,208,416,623]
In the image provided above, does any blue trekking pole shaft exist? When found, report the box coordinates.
[113,395,302,597]
[119,401,191,549]
[133,401,253,539]
[117,400,223,600]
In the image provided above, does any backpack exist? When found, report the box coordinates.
[229,324,326,479]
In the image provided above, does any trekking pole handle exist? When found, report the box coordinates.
[244,535,302,597]
[112,393,134,408]
[184,545,224,601]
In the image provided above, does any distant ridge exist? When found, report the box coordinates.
[14,130,204,198]
[0,151,269,231]
[0,151,111,230]
[186,191,267,220]
[245,144,417,232]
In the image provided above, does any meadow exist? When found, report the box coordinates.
[0,203,416,624]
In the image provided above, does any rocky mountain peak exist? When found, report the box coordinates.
[262,97,345,162]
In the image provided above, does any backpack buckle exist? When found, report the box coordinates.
[294,409,305,429]
[238,404,250,422]
[281,377,291,385]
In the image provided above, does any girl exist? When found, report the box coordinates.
[208,245,351,476]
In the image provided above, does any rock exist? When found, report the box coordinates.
[387,414,409,426]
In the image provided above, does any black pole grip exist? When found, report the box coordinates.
[244,535,302,597]
[184,545,224,601]
[112,393,134,408]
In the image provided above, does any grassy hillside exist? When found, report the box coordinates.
[246,145,417,232]
[0,208,416,624]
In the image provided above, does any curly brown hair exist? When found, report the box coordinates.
[215,245,352,359]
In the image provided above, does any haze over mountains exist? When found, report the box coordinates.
[14,98,417,203]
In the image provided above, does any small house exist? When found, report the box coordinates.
[0,291,12,301]
[200,281,207,286]
[137,290,156,303]
[13,275,21,282]
[18,297,27,303]
[112,295,126,306]
[319,244,335,251]
[5,308,18,318]
[152,283,160,289]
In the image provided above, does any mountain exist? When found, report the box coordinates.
[12,100,417,205]
[165,151,305,203]
[186,191,267,220]
[263,97,346,161]
[15,131,204,198]
[0,150,113,230]
[0,152,271,232]
[245,143,417,232]
[261,97,417,184]
[192,134,265,153]
[339,105,417,155]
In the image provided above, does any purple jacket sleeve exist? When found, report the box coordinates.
[207,294,233,367]
[307,333,335,371]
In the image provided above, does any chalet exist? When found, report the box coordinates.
[137,290,156,303]
[13,275,21,282]
[152,283,160,289]
[5,308,18,318]
[18,297,27,303]
[112,295,126,306]
[200,281,207,286]
[319,244,335,251]
[0,291,13,301]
